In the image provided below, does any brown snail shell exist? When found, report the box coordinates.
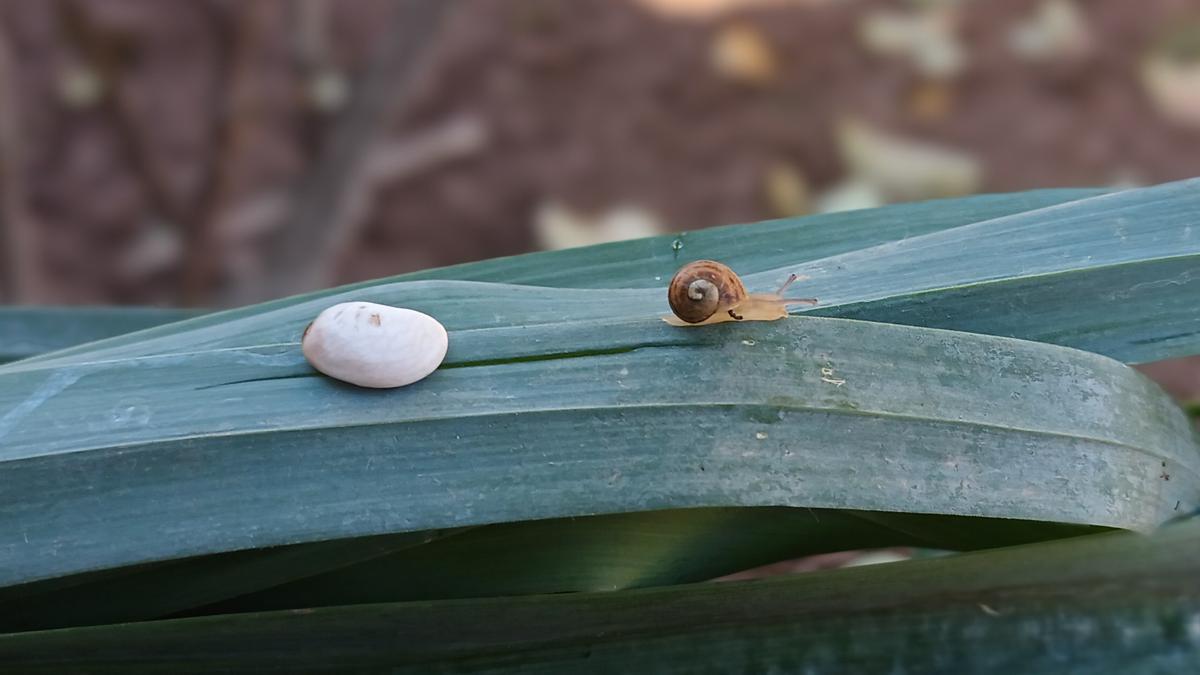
[664,260,817,326]
[667,260,747,323]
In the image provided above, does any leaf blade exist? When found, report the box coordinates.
[0,307,200,364]
[3,518,1198,673]
[10,188,1105,364]
[0,314,1194,590]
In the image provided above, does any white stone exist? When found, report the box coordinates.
[302,301,448,388]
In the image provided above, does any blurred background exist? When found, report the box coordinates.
[2,0,1200,308]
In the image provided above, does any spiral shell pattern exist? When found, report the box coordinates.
[667,260,748,323]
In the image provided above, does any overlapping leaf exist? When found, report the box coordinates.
[18,180,1200,367]
[11,187,1107,363]
[3,517,1197,673]
[1,296,1195,588]
[0,307,200,364]
[1,181,1197,634]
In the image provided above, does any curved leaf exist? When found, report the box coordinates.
[0,181,1197,624]
[1,308,1195,589]
[13,188,1104,364]
[186,509,1097,619]
[395,188,1110,289]
[0,307,200,364]
[18,180,1200,367]
[3,518,1198,673]
[0,507,1102,632]
[0,529,460,633]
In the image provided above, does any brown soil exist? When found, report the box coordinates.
[1,0,1198,306]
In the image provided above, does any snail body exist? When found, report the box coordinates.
[302,301,448,388]
[664,260,817,326]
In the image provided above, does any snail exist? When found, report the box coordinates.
[664,260,817,326]
[301,301,448,388]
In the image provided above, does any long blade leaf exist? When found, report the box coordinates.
[1,311,1194,589]
[18,180,1199,367]
[0,181,1196,625]
[0,307,200,364]
[11,188,1104,364]
[3,518,1197,673]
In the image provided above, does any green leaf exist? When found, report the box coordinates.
[1,181,1197,630]
[0,529,461,633]
[1,309,1195,591]
[0,507,1101,632]
[393,188,1110,289]
[14,188,1103,364]
[3,518,1198,673]
[815,254,1200,364]
[0,307,200,364]
[21,180,1200,367]
[182,509,1097,618]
